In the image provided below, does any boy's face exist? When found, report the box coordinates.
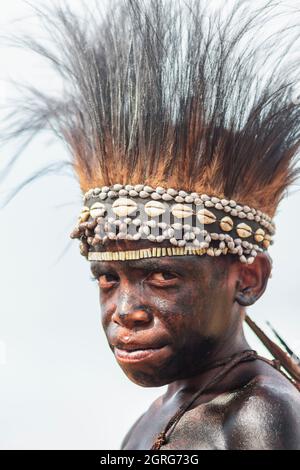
[90,240,244,387]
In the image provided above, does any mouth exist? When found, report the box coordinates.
[114,344,171,363]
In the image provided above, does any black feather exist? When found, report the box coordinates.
[2,0,300,216]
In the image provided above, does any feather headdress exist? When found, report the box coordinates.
[3,0,300,263]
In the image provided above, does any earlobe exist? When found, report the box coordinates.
[234,253,272,307]
[235,286,259,306]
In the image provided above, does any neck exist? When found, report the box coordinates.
[165,316,251,401]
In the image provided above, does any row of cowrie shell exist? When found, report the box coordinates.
[79,202,272,247]
[82,227,262,264]
[80,199,274,234]
[95,219,269,246]
[94,219,260,245]
[89,215,265,252]
[83,184,274,226]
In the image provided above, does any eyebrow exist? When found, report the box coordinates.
[125,259,179,270]
[90,258,184,273]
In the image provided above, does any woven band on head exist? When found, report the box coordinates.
[70,184,275,264]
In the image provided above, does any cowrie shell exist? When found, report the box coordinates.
[113,184,123,191]
[162,193,173,201]
[211,197,220,204]
[151,192,162,200]
[144,200,166,217]
[196,208,216,224]
[236,223,252,238]
[167,188,178,196]
[172,223,183,230]
[254,228,265,242]
[132,218,142,226]
[156,186,165,194]
[112,198,137,217]
[221,199,229,206]
[79,206,90,222]
[171,204,193,219]
[220,216,233,232]
[90,202,106,219]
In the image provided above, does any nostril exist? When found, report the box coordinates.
[132,310,150,322]
[115,308,153,327]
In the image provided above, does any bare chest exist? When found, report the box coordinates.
[122,400,227,450]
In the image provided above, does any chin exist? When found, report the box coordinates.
[113,343,177,386]
[124,370,172,388]
[117,361,185,388]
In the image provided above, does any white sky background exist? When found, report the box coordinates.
[0,0,300,450]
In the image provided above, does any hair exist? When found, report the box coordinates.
[3,0,300,217]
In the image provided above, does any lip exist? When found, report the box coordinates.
[114,344,170,363]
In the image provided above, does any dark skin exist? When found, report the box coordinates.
[90,240,300,450]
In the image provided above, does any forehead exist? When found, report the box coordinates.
[91,239,183,268]
[90,255,197,272]
[89,239,229,275]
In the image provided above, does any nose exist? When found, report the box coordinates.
[112,300,153,329]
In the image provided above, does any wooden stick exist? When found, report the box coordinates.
[245,314,300,384]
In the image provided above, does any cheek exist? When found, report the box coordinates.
[200,276,233,336]
[147,285,206,342]
[98,291,115,330]
[170,274,233,340]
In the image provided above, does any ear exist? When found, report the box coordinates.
[234,253,272,306]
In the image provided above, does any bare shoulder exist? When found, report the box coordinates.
[224,372,300,449]
[120,411,146,449]
[119,394,162,449]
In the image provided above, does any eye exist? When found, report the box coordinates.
[98,273,119,289]
[146,271,178,286]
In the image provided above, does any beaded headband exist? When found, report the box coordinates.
[70,183,275,264]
